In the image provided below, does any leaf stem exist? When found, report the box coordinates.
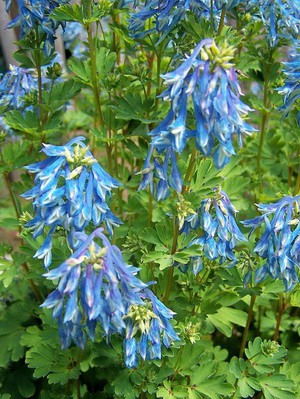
[217,8,226,36]
[257,51,273,195]
[239,294,257,358]
[273,294,287,342]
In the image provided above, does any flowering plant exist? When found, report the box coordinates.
[0,0,299,398]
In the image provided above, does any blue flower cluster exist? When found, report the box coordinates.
[42,228,179,366]
[124,288,179,368]
[128,0,245,38]
[63,22,87,59]
[248,0,300,46]
[278,41,300,116]
[242,196,300,291]
[139,39,254,200]
[5,0,70,54]
[22,136,121,267]
[182,189,246,268]
[129,0,210,38]
[0,66,38,112]
[138,145,182,201]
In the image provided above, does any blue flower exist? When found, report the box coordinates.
[63,22,87,59]
[278,41,300,116]
[129,0,211,38]
[242,196,300,291]
[4,0,70,55]
[248,0,300,46]
[138,145,182,201]
[182,188,246,266]
[22,136,121,267]
[0,66,38,111]
[123,288,180,368]
[42,228,179,366]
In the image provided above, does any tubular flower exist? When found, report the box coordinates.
[182,189,246,266]
[138,145,182,201]
[0,66,38,111]
[129,0,211,38]
[248,0,300,46]
[42,229,179,366]
[22,136,121,267]
[242,196,300,291]
[4,0,70,55]
[123,289,180,368]
[278,42,300,116]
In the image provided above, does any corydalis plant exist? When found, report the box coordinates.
[248,0,300,46]
[42,228,179,366]
[5,0,70,55]
[182,188,246,267]
[22,136,121,267]
[0,66,38,111]
[242,196,300,290]
[140,39,254,200]
[278,41,300,116]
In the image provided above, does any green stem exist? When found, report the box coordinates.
[3,172,21,219]
[257,52,273,195]
[148,188,153,226]
[34,27,46,137]
[163,149,199,304]
[239,294,257,358]
[273,295,287,342]
[217,8,226,36]
[2,170,43,303]
[294,162,300,195]
[164,215,179,304]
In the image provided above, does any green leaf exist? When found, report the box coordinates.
[190,361,234,399]
[96,47,116,79]
[110,93,156,123]
[68,58,92,85]
[0,302,31,367]
[43,80,82,111]
[259,374,296,399]
[26,345,81,384]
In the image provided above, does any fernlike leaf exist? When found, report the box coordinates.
[190,361,234,399]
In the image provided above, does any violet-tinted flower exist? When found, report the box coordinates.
[123,288,179,368]
[248,0,300,46]
[22,136,121,267]
[156,39,255,169]
[5,0,70,55]
[138,145,182,201]
[182,189,246,266]
[42,229,179,366]
[278,42,300,116]
[138,39,254,199]
[129,0,211,38]
[0,66,38,112]
[41,228,148,348]
[242,196,300,291]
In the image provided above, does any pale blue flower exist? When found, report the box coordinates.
[5,0,70,55]
[0,66,38,112]
[63,22,87,59]
[182,189,246,266]
[242,196,300,291]
[123,288,179,368]
[22,136,121,267]
[138,145,182,201]
[42,228,179,366]
[248,0,300,46]
[278,41,300,116]
[129,0,211,38]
